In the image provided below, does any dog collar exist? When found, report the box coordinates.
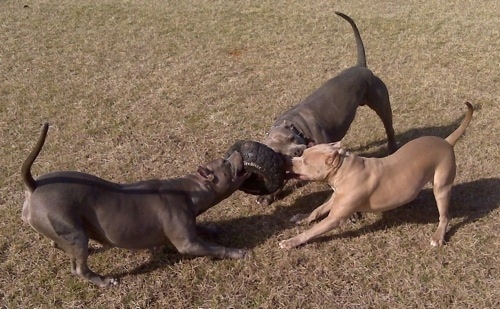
[267,121,314,145]
[289,124,308,143]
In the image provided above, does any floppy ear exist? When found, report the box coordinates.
[325,150,340,166]
[197,166,215,182]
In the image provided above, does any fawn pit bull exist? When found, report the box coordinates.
[279,103,473,249]
[21,123,250,287]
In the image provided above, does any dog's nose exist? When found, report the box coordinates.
[291,148,304,157]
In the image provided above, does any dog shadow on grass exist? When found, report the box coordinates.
[283,177,499,246]
[351,110,470,158]
[107,188,332,279]
[108,108,483,279]
[199,177,499,252]
[107,177,498,280]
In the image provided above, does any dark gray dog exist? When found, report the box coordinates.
[21,123,250,287]
[260,12,397,206]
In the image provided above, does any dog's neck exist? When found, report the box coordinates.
[179,175,220,216]
[289,123,308,143]
[269,121,313,145]
[328,149,349,187]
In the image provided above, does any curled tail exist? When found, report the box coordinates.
[335,11,366,67]
[445,102,473,146]
[22,123,49,192]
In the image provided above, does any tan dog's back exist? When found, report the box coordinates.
[364,136,455,211]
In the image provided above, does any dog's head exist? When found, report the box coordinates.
[197,151,250,200]
[264,122,308,157]
[289,142,345,181]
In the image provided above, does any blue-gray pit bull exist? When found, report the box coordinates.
[21,123,250,287]
[260,12,397,206]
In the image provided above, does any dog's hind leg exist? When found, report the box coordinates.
[430,159,456,246]
[365,76,397,153]
[430,167,455,246]
[52,230,118,287]
[430,184,452,247]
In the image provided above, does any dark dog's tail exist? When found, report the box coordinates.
[445,102,473,147]
[335,11,366,67]
[22,123,49,193]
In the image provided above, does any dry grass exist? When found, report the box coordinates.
[1,0,499,307]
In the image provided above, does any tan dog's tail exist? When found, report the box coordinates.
[22,123,49,193]
[445,102,473,147]
[335,11,366,67]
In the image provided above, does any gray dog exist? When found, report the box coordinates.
[260,12,397,206]
[21,123,250,287]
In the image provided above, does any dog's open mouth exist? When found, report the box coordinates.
[284,170,299,179]
[285,170,308,180]
[234,163,249,180]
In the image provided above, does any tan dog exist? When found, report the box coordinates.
[22,123,250,287]
[279,103,473,250]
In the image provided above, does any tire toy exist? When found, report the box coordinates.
[225,140,285,195]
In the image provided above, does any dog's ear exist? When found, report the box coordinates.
[197,166,215,182]
[325,151,341,167]
[329,141,341,149]
[325,152,336,166]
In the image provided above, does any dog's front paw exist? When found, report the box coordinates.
[227,248,250,259]
[349,212,363,223]
[430,237,445,247]
[256,195,274,206]
[92,276,119,288]
[290,213,309,225]
[430,228,447,247]
[279,238,300,250]
[104,277,119,287]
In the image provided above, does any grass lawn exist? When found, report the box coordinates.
[0,0,498,307]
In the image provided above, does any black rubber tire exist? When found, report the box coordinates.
[225,140,285,195]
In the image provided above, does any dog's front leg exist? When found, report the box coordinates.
[290,193,336,225]
[279,213,347,250]
[171,235,248,259]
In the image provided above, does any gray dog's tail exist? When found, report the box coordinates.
[445,102,473,147]
[335,11,367,67]
[22,123,49,193]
